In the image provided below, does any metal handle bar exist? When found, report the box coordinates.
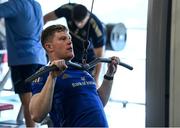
[25,61,84,83]
[25,58,133,83]
[87,57,133,70]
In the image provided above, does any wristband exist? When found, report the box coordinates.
[104,74,114,80]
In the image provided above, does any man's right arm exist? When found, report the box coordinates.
[44,11,58,24]
[29,75,56,123]
[29,60,67,122]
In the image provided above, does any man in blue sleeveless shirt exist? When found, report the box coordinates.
[44,3,106,87]
[0,0,47,127]
[29,24,120,127]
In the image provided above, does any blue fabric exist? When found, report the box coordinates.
[54,3,106,64]
[0,0,47,66]
[32,66,108,127]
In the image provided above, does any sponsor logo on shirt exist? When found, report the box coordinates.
[32,77,41,83]
[62,74,70,79]
[81,77,85,81]
[72,80,96,88]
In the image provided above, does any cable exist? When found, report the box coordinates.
[86,0,94,41]
[81,0,95,64]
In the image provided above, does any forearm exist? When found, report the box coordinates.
[97,76,113,106]
[97,56,119,106]
[43,11,58,24]
[29,75,56,122]
[94,46,105,87]
[94,63,102,87]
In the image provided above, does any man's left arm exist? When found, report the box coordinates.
[97,56,119,106]
[93,45,105,87]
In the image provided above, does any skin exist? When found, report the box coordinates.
[29,29,120,123]
[44,11,105,87]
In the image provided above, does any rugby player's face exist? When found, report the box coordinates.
[51,31,74,60]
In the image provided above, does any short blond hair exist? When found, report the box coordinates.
[41,24,68,46]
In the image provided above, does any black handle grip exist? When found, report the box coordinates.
[119,62,133,70]
[88,58,133,70]
[25,65,58,83]
[25,61,84,83]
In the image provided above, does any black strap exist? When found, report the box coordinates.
[104,75,114,80]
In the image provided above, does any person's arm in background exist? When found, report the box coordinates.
[93,45,105,87]
[0,0,18,18]
[44,11,58,24]
[90,17,107,88]
[97,56,119,106]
